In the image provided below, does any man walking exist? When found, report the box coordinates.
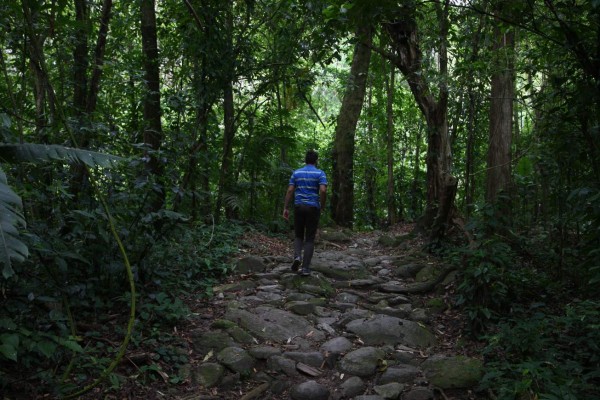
[283,150,327,276]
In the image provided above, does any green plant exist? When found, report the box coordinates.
[455,237,514,334]
[480,301,600,400]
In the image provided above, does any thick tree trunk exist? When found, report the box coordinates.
[486,22,515,204]
[331,25,373,228]
[140,0,164,211]
[22,2,56,141]
[385,1,455,244]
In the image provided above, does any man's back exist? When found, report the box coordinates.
[290,164,327,208]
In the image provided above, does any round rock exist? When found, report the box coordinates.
[290,380,330,400]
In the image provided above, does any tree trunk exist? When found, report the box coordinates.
[86,0,113,115]
[486,20,515,204]
[331,25,373,228]
[22,1,56,141]
[385,0,455,244]
[384,57,398,225]
[464,90,477,216]
[463,16,484,217]
[73,0,89,117]
[140,0,164,211]
[215,1,236,221]
[364,85,377,227]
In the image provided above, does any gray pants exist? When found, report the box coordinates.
[293,205,320,270]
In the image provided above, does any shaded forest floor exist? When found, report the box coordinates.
[82,223,486,400]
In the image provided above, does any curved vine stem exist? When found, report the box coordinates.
[20,3,136,396]
[62,194,136,399]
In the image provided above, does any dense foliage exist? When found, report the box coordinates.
[0,0,598,398]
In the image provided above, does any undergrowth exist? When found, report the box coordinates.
[0,218,244,397]
[453,198,600,400]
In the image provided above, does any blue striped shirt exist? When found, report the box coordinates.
[289,164,327,209]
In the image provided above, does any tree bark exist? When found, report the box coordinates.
[215,1,236,221]
[73,0,89,117]
[86,0,113,115]
[385,0,455,244]
[140,0,164,211]
[331,25,373,228]
[384,56,398,225]
[486,19,515,204]
[365,85,377,227]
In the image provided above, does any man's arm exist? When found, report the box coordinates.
[283,185,295,220]
[319,184,327,210]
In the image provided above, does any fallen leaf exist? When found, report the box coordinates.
[202,350,214,362]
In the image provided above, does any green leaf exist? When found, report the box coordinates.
[0,343,17,361]
[57,337,84,353]
[0,143,124,168]
[0,333,20,361]
[0,166,27,278]
[36,340,58,358]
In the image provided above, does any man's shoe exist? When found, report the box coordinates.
[300,268,311,276]
[291,258,301,272]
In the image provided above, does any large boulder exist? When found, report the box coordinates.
[421,355,484,389]
[345,314,436,348]
[338,347,385,377]
[224,306,325,343]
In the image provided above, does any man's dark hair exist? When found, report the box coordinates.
[305,150,318,165]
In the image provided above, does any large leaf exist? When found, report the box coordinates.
[0,143,123,168]
[0,167,27,279]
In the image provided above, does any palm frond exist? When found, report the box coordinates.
[0,166,27,278]
[0,142,124,277]
[0,143,123,167]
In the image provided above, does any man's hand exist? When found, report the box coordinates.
[283,208,289,220]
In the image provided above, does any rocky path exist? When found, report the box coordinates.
[180,230,483,400]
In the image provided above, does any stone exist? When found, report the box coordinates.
[213,280,257,293]
[338,346,385,377]
[320,336,353,354]
[284,351,324,368]
[345,315,436,348]
[285,301,316,315]
[393,263,425,278]
[191,330,236,355]
[311,261,369,281]
[421,355,484,389]
[193,362,224,387]
[354,396,385,400]
[339,376,366,397]
[219,371,240,387]
[290,380,330,400]
[248,345,281,359]
[336,292,361,303]
[271,379,292,394]
[378,364,420,384]
[415,265,438,282]
[235,256,266,274]
[374,382,404,399]
[268,355,299,377]
[320,229,352,243]
[224,306,325,343]
[216,347,255,375]
[402,387,434,400]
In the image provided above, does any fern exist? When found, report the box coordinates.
[0,143,122,167]
[0,167,27,278]
[0,143,124,277]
